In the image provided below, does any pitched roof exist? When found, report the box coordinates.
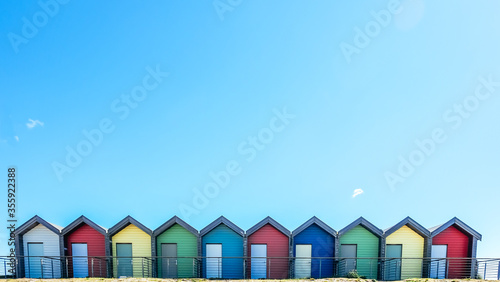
[61,215,107,236]
[430,217,482,240]
[153,216,198,237]
[200,216,244,237]
[338,217,383,237]
[108,215,152,236]
[247,216,291,237]
[14,215,62,236]
[292,216,336,238]
[383,216,430,238]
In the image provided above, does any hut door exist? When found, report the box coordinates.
[206,244,222,278]
[72,243,89,278]
[385,244,402,281]
[295,244,312,278]
[162,243,177,278]
[27,243,44,278]
[251,244,267,279]
[116,243,133,277]
[341,244,357,276]
[430,245,447,279]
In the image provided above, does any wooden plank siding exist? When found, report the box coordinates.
[155,223,198,278]
[385,225,424,279]
[22,224,62,278]
[339,225,379,279]
[65,223,107,277]
[247,223,289,279]
[201,223,244,278]
[111,224,152,278]
[432,225,470,278]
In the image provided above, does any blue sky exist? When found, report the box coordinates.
[1,0,500,258]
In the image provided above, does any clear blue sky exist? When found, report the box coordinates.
[1,0,499,258]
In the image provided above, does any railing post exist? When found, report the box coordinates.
[446,259,450,279]
[320,258,322,278]
[218,257,221,278]
[51,259,54,278]
[41,258,44,278]
[497,260,500,280]
[437,260,440,279]
[91,258,94,277]
[484,261,487,280]
[370,259,372,279]
[268,258,270,279]
[243,257,246,279]
[66,257,69,278]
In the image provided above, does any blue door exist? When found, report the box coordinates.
[27,243,44,278]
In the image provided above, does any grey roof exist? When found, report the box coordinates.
[247,216,291,237]
[292,216,336,238]
[200,216,244,237]
[338,217,383,237]
[62,215,107,236]
[14,215,62,236]
[428,224,442,232]
[108,215,152,236]
[430,217,482,240]
[153,216,198,237]
[383,216,430,238]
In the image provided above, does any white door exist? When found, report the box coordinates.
[72,243,88,278]
[206,244,222,278]
[430,245,447,279]
[295,244,312,278]
[251,244,267,279]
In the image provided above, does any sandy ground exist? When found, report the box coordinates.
[4,279,499,282]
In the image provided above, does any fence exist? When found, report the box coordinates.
[1,256,499,280]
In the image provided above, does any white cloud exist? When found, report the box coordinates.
[26,119,44,129]
[352,188,364,198]
[14,136,19,142]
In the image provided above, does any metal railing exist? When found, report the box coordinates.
[1,256,499,280]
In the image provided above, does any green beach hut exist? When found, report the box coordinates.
[337,217,383,279]
[152,216,199,278]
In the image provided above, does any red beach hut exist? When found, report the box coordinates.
[62,216,108,278]
[429,217,481,279]
[246,217,291,279]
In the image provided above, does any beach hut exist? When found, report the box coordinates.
[383,217,431,280]
[338,217,383,279]
[62,215,108,278]
[152,216,198,278]
[108,216,152,278]
[200,216,244,279]
[429,217,482,279]
[14,215,63,278]
[246,216,291,279]
[292,216,336,279]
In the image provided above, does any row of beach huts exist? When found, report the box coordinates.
[13,215,481,280]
